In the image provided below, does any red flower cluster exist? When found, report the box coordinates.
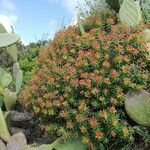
[20,18,150,148]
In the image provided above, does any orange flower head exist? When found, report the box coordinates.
[109,106,117,113]
[80,126,87,133]
[99,111,108,119]
[82,136,90,144]
[66,121,73,129]
[112,119,118,126]
[122,127,129,137]
[102,61,110,68]
[110,69,118,78]
[89,118,98,128]
[95,131,104,139]
[75,114,85,123]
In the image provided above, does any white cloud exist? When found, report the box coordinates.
[0,0,18,32]
[49,0,84,25]
[0,0,16,12]
[49,0,84,14]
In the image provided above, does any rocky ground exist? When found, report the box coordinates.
[0,110,52,150]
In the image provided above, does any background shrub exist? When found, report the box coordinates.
[21,17,150,149]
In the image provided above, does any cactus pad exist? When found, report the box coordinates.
[125,90,150,127]
[0,33,20,48]
[0,23,7,33]
[119,0,142,27]
[0,67,12,89]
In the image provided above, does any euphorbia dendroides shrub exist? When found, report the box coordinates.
[21,18,150,148]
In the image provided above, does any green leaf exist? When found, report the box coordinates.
[7,44,18,62]
[4,88,17,110]
[0,33,20,48]
[0,108,10,142]
[125,90,150,127]
[119,0,142,27]
[16,70,23,93]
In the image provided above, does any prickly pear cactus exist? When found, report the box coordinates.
[125,90,150,127]
[142,0,150,23]
[77,12,85,35]
[0,33,20,48]
[0,108,10,142]
[143,29,150,43]
[119,0,142,27]
[0,67,12,89]
[0,23,7,33]
[0,23,22,142]
[23,138,87,150]
[143,29,150,58]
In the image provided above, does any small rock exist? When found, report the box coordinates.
[10,127,31,139]
[7,133,27,150]
[0,139,6,150]
[10,111,33,128]
[10,127,26,135]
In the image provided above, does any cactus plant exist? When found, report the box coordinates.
[0,67,12,89]
[23,138,87,150]
[119,0,142,27]
[142,0,150,23]
[125,90,150,127]
[0,108,10,142]
[77,12,85,35]
[0,23,22,142]
[143,29,150,42]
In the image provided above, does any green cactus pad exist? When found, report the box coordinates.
[0,96,4,108]
[0,33,20,48]
[23,138,87,150]
[143,29,150,43]
[16,69,23,93]
[0,108,10,142]
[0,23,7,33]
[142,0,150,23]
[77,12,85,35]
[4,88,17,110]
[13,63,20,80]
[125,90,150,127]
[0,67,12,89]
[7,44,18,62]
[0,87,4,95]
[119,0,142,27]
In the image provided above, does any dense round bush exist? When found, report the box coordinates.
[21,18,150,149]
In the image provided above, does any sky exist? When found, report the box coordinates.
[0,0,83,45]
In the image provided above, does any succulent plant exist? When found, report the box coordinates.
[0,108,10,142]
[77,12,85,35]
[0,23,22,142]
[143,29,150,43]
[142,0,150,23]
[23,138,87,150]
[119,0,142,27]
[0,23,7,33]
[125,90,150,127]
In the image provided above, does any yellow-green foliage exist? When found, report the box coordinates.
[21,17,150,149]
